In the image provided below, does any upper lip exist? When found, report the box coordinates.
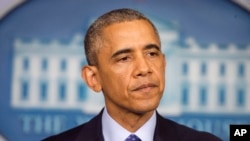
[132,83,157,91]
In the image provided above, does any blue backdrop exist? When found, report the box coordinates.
[0,0,250,141]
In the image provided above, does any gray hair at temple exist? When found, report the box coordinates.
[84,8,160,66]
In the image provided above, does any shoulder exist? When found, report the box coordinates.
[172,121,222,141]
[156,113,222,141]
[41,112,103,141]
[41,123,85,141]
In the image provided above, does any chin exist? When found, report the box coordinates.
[132,103,159,114]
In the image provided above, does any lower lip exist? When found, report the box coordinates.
[136,86,155,93]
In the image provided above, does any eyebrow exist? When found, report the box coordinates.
[111,48,133,59]
[111,43,160,59]
[144,44,160,51]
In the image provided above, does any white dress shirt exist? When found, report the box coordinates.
[102,108,156,141]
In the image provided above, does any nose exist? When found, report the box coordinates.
[133,55,152,77]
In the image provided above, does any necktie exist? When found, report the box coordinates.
[125,134,141,141]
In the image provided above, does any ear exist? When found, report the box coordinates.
[81,66,102,92]
[164,54,167,67]
[162,54,167,68]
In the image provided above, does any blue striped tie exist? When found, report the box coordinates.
[125,134,141,141]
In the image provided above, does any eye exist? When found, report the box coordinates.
[148,51,159,57]
[118,56,131,62]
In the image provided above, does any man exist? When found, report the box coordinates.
[42,8,222,141]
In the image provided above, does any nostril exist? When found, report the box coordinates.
[136,66,152,77]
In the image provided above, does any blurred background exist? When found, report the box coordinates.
[0,0,250,140]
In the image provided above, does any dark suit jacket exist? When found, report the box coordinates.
[42,110,222,141]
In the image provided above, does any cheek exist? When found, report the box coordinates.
[155,60,166,89]
[111,64,132,81]
[101,66,131,92]
[116,70,132,93]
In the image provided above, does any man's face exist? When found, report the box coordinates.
[96,20,166,114]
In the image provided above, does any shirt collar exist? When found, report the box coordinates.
[102,108,156,141]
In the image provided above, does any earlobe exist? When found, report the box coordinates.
[81,66,102,92]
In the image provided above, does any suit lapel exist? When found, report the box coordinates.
[75,109,104,141]
[153,112,180,141]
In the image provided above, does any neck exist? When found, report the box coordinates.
[105,106,154,132]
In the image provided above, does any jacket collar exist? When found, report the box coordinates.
[75,109,105,141]
[153,112,180,141]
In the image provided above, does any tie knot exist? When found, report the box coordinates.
[125,134,141,141]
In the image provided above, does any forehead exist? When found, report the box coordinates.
[101,20,160,47]
[103,20,156,35]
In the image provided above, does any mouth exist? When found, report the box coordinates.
[132,83,158,92]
